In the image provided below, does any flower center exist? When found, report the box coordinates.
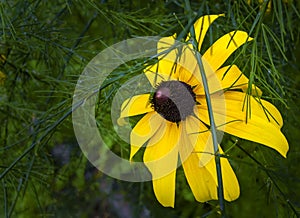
[150,81,196,123]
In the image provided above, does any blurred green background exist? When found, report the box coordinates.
[0,0,299,217]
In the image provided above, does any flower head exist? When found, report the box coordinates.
[118,14,289,207]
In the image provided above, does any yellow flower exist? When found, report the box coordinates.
[118,14,289,207]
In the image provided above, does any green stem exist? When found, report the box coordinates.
[193,40,226,217]
[184,0,226,216]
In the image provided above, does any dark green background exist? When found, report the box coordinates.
[0,0,299,217]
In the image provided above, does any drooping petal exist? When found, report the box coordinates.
[203,31,253,72]
[197,92,288,157]
[197,91,283,127]
[184,115,214,167]
[182,115,240,202]
[144,121,180,174]
[204,147,240,201]
[144,122,180,207]
[190,14,225,51]
[130,112,165,160]
[152,170,177,207]
[180,152,219,202]
[118,94,153,125]
[184,113,239,201]
[178,122,218,202]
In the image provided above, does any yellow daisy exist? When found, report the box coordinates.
[118,14,289,207]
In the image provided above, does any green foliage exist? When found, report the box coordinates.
[0,0,299,217]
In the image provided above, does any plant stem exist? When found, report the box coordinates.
[184,0,226,216]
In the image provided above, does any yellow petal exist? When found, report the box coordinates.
[184,115,214,167]
[222,116,288,157]
[144,35,180,86]
[157,35,178,61]
[204,148,240,201]
[179,132,218,202]
[190,14,225,51]
[176,48,222,97]
[190,56,225,96]
[130,112,165,160]
[214,65,262,96]
[118,94,153,125]
[198,91,283,127]
[145,37,196,87]
[146,36,201,87]
[197,92,289,157]
[203,31,253,72]
[181,154,219,202]
[152,170,177,207]
[144,122,180,174]
[144,60,178,87]
[144,122,180,207]
[182,116,239,201]
[176,45,203,87]
[145,40,203,90]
